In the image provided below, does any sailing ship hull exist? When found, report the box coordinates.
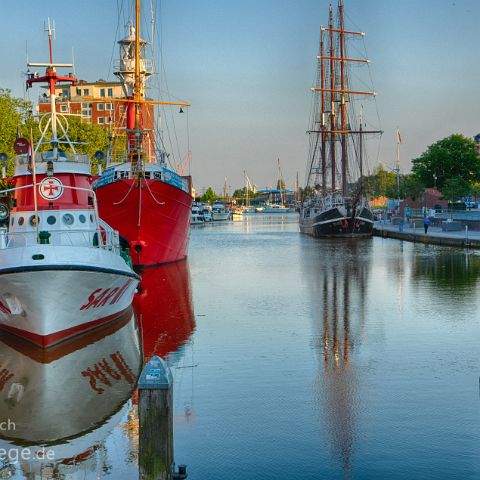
[300,206,374,238]
[96,179,193,268]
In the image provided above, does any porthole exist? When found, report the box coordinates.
[79,214,86,224]
[18,217,24,226]
[62,213,74,226]
[47,216,57,225]
[29,215,39,226]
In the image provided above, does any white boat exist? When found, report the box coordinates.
[211,202,231,221]
[0,22,139,347]
[191,204,205,225]
[201,204,213,222]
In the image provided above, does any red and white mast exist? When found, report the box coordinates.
[26,18,77,157]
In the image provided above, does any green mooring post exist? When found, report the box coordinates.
[138,356,174,480]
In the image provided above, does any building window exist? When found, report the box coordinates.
[60,105,68,112]
[98,117,105,124]
[106,103,113,110]
[62,88,69,98]
[97,103,104,111]
[100,88,105,97]
[83,88,89,96]
[76,88,81,96]
[107,88,113,97]
[105,117,112,124]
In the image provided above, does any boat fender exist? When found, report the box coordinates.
[355,221,360,229]
[341,219,348,228]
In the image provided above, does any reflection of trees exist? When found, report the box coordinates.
[304,239,372,477]
[412,251,480,295]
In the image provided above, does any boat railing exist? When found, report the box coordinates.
[15,151,91,166]
[1,225,120,253]
[0,183,119,254]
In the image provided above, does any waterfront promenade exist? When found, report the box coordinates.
[373,221,480,248]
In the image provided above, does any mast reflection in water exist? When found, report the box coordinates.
[305,239,371,476]
[0,307,142,478]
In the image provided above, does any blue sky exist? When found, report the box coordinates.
[1,1,479,193]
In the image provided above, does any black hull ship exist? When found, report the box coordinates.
[299,0,380,238]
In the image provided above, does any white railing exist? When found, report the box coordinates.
[15,151,90,166]
[2,225,120,254]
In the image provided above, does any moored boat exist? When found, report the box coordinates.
[0,21,139,347]
[94,1,193,268]
[299,0,380,238]
[211,202,231,221]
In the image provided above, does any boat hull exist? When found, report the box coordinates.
[300,206,374,238]
[0,267,138,347]
[96,179,193,267]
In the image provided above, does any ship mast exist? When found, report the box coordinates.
[134,0,142,167]
[312,1,378,198]
[339,0,347,196]
[328,4,336,193]
[26,18,77,157]
[320,28,326,193]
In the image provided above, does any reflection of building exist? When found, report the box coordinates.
[37,79,154,137]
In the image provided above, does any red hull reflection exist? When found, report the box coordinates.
[134,261,195,359]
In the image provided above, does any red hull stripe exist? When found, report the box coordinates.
[0,307,134,349]
[0,301,11,314]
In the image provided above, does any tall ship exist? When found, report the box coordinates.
[0,21,139,347]
[95,0,193,269]
[299,0,381,238]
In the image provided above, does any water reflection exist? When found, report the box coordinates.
[0,307,141,478]
[304,239,372,477]
[134,261,195,361]
[412,249,480,295]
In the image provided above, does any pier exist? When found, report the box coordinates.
[373,221,480,248]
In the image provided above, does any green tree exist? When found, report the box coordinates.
[412,134,480,189]
[402,174,425,200]
[440,176,472,203]
[201,187,217,203]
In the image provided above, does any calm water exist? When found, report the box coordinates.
[1,213,480,478]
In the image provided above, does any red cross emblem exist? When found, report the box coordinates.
[39,177,64,200]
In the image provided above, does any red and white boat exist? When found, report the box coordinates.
[0,21,140,348]
[95,1,193,269]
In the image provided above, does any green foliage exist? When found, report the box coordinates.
[440,176,472,202]
[232,187,255,200]
[412,134,480,189]
[0,88,110,176]
[362,165,398,198]
[201,187,217,203]
[402,174,425,200]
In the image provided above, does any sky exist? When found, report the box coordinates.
[0,0,479,194]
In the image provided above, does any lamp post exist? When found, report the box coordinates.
[433,173,437,189]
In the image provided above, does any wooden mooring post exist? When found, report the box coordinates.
[138,355,187,480]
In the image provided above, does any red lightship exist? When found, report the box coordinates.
[95,0,192,269]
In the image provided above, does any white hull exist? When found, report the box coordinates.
[0,245,139,347]
[212,212,231,221]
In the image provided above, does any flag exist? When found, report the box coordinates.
[396,130,403,144]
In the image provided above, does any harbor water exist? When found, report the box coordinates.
[1,213,480,478]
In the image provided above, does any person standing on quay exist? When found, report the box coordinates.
[423,217,430,234]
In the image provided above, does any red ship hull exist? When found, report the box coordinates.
[96,179,193,268]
